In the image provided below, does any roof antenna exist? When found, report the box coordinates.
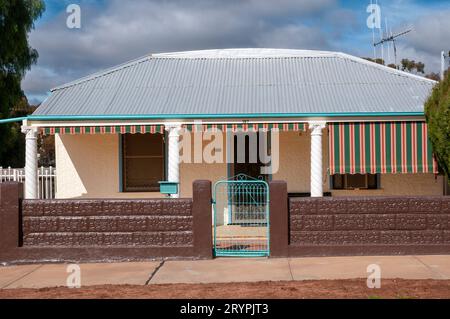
[385,18,390,64]
[374,28,412,68]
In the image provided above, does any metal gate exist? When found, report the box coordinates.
[213,174,270,257]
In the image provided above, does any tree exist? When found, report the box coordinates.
[400,59,425,74]
[0,0,45,166]
[387,63,397,70]
[425,70,450,179]
[426,72,441,82]
[363,57,385,65]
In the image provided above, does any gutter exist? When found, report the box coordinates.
[26,112,425,121]
[0,117,27,124]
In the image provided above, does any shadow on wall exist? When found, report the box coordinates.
[56,134,119,198]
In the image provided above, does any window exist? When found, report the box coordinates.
[122,134,165,192]
[331,174,379,190]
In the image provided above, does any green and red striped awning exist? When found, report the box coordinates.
[329,122,438,175]
[183,123,307,132]
[42,125,165,135]
[41,123,307,135]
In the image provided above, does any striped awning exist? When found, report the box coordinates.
[41,123,307,135]
[42,125,165,135]
[183,123,307,132]
[329,122,438,175]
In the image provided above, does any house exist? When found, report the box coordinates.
[22,49,445,201]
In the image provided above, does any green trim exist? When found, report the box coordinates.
[214,251,269,257]
[27,112,425,121]
[0,117,27,124]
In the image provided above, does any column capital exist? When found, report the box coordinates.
[308,121,327,136]
[164,123,182,137]
[164,122,182,130]
[21,126,39,137]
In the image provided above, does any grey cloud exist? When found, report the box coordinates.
[406,10,450,56]
[24,0,338,102]
[395,10,450,74]
[255,24,330,49]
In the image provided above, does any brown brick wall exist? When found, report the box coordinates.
[289,197,450,251]
[22,199,194,247]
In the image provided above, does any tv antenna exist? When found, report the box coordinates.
[374,28,412,67]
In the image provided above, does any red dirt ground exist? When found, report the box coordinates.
[0,279,449,299]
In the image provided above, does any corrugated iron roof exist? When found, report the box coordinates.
[32,49,436,117]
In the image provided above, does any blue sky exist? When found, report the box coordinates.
[23,0,450,104]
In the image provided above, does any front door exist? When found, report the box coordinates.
[231,132,269,181]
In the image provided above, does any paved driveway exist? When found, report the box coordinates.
[1,255,449,289]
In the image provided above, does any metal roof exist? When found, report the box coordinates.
[32,49,436,118]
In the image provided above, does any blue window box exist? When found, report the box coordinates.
[159,181,179,195]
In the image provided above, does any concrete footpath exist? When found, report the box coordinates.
[1,255,449,289]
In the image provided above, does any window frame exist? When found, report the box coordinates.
[121,133,166,193]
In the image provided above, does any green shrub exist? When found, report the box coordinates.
[425,72,450,179]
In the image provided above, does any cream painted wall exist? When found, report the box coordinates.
[55,134,164,199]
[55,130,444,199]
[332,174,444,197]
[55,132,227,199]
[179,131,227,197]
[273,131,330,193]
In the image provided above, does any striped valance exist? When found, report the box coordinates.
[42,125,165,135]
[183,123,307,132]
[41,123,307,135]
[329,122,438,175]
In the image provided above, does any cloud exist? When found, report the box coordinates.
[23,0,448,103]
[396,9,450,74]
[23,0,339,102]
[255,24,330,50]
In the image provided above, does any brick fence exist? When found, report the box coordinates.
[269,181,450,257]
[0,180,212,263]
[2,180,450,263]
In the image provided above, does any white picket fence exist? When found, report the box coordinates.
[0,166,56,199]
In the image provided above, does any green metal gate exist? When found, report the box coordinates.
[213,174,270,257]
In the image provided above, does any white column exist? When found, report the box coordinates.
[309,122,326,198]
[165,123,182,198]
[21,126,39,199]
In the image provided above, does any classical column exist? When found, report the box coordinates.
[165,123,182,198]
[309,122,326,198]
[21,126,39,199]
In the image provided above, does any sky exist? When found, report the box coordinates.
[22,0,450,104]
